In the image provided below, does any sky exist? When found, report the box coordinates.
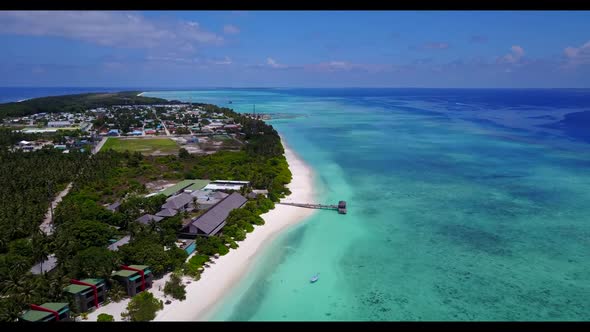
[0,10,589,88]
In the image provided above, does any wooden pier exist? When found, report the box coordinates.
[277,201,347,214]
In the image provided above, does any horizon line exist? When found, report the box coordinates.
[1,86,589,90]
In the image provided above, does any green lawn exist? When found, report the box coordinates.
[102,138,179,155]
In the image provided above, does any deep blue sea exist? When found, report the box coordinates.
[3,87,590,320]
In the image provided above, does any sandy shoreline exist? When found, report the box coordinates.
[87,139,317,321]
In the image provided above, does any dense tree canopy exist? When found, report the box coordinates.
[121,291,163,322]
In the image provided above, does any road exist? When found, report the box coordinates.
[156,116,171,136]
[40,136,107,235]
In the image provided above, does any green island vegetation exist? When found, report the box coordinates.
[0,91,175,121]
[102,137,179,155]
[121,291,163,322]
[163,273,186,301]
[97,313,115,322]
[0,96,291,322]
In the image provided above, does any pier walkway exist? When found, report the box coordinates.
[277,201,347,214]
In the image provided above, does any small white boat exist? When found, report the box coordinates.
[310,273,319,283]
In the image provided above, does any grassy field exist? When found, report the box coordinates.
[102,137,179,155]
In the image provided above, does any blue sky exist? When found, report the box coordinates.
[1,10,589,88]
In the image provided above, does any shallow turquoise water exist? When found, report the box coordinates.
[145,89,590,321]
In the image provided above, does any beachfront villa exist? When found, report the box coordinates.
[20,303,71,322]
[186,192,248,237]
[112,265,153,297]
[63,279,107,313]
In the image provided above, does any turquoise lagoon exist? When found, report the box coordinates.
[144,89,590,321]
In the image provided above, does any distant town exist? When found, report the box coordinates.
[2,103,275,155]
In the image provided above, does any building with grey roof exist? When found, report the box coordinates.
[162,192,194,211]
[136,214,164,225]
[156,208,178,217]
[187,192,247,236]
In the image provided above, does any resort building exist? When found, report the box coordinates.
[63,279,106,313]
[154,179,210,198]
[135,214,164,225]
[161,192,194,211]
[186,192,247,236]
[203,180,250,191]
[156,208,178,217]
[20,303,71,322]
[112,265,153,297]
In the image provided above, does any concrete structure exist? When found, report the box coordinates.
[107,235,131,251]
[20,303,70,322]
[30,254,58,275]
[190,190,229,209]
[112,265,153,297]
[187,192,247,236]
[63,279,106,313]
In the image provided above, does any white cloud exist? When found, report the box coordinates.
[498,45,525,64]
[223,24,240,35]
[305,60,392,73]
[563,41,590,66]
[0,11,223,51]
[266,57,288,69]
[211,56,232,65]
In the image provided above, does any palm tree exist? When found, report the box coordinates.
[0,298,24,322]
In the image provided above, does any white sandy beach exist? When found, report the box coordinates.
[87,140,317,321]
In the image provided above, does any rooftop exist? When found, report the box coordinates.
[190,192,247,235]
[184,179,212,192]
[21,303,69,322]
[160,179,210,197]
[156,208,178,217]
[136,214,164,225]
[162,192,193,210]
[64,284,90,294]
[80,278,105,286]
[113,270,136,278]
